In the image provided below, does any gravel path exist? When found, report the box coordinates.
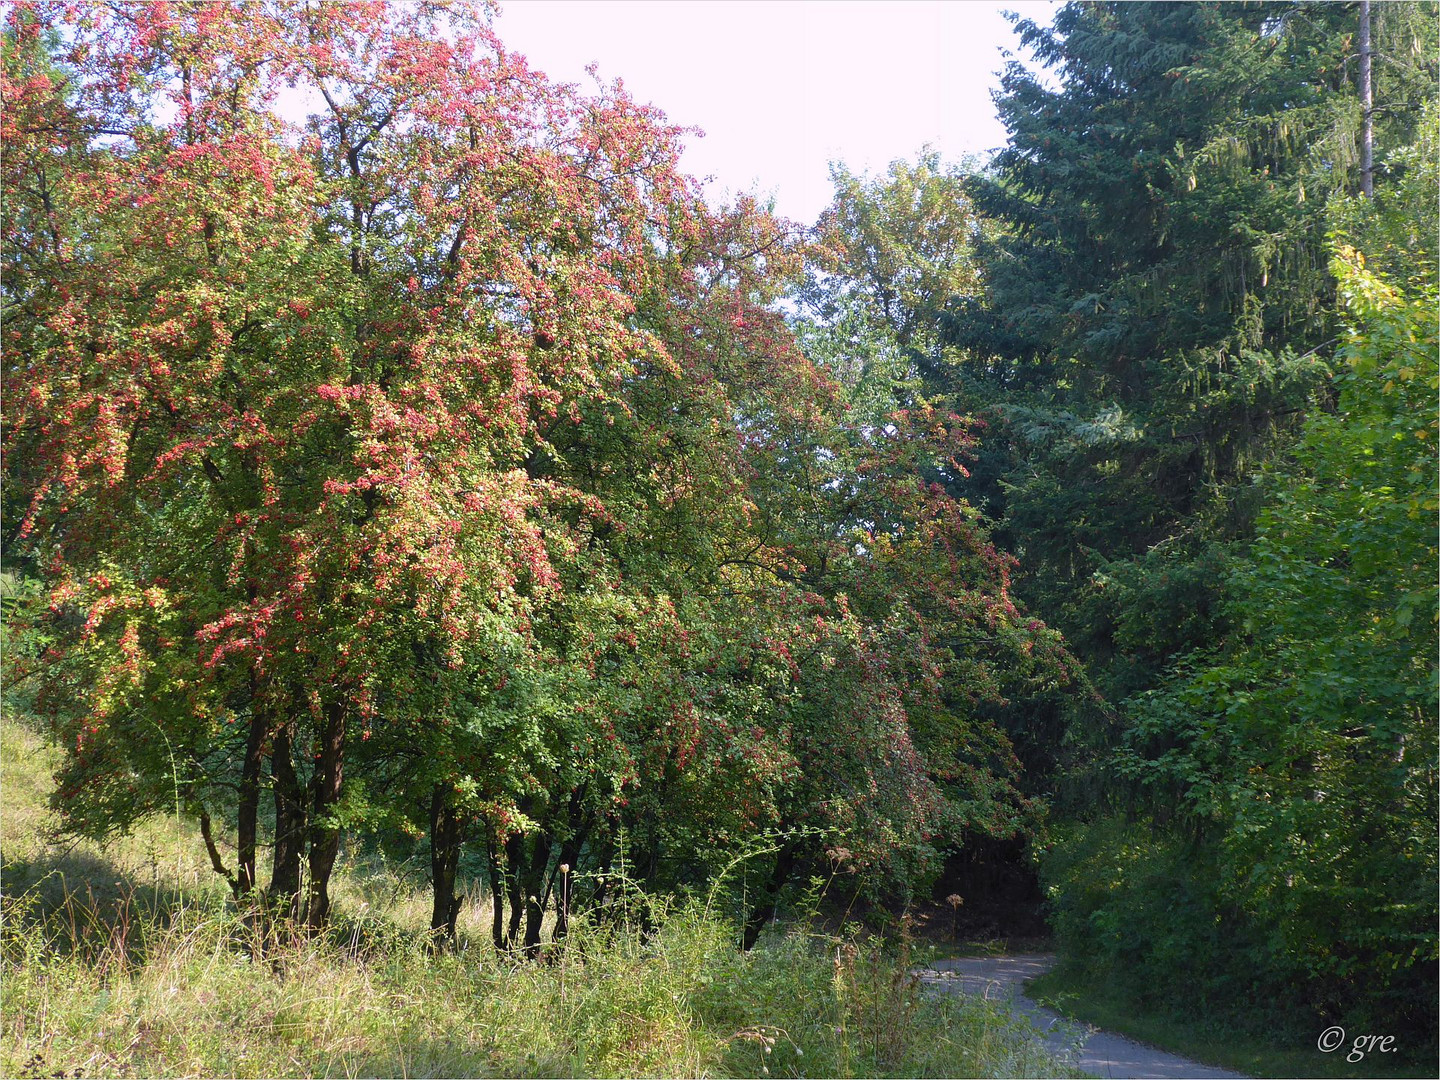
[916,954,1249,1079]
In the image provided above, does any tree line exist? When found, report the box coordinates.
[802,0,1437,1047]
[0,0,1070,954]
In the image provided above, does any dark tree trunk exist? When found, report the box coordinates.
[269,722,306,923]
[521,832,553,958]
[504,831,526,949]
[587,826,616,914]
[236,705,266,898]
[743,843,799,950]
[429,785,465,949]
[639,776,671,894]
[549,801,593,942]
[486,832,506,953]
[305,701,345,931]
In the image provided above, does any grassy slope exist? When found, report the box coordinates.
[1026,967,1437,1080]
[1,709,1077,1079]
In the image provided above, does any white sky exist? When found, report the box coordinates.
[493,1,1058,224]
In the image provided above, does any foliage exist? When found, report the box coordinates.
[796,153,981,415]
[817,2,1440,1050]
[1,0,1067,953]
[1038,819,1301,1029]
[1044,111,1440,1043]
[944,0,1438,718]
[1027,952,1440,1079]
[4,0,714,923]
[6,0,1434,1061]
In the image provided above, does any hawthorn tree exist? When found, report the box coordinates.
[3,0,715,928]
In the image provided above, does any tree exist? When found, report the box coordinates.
[1121,119,1438,1032]
[3,0,720,928]
[1039,105,1438,1039]
[787,153,1097,933]
[945,0,1437,724]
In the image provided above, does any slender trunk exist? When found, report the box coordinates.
[269,722,305,923]
[522,832,553,958]
[743,843,799,950]
[549,805,593,943]
[518,835,550,961]
[429,785,465,949]
[236,706,266,898]
[1359,0,1374,198]
[504,832,526,948]
[588,826,616,915]
[639,777,670,895]
[540,790,589,919]
[306,701,346,931]
[199,809,238,895]
[486,832,506,953]
[553,862,574,943]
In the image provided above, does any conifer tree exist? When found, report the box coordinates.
[945,0,1437,712]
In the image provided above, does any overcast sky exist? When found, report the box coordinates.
[493,1,1058,224]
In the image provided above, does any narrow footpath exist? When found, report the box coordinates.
[916,954,1249,1080]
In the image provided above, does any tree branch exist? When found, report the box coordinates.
[199,809,239,896]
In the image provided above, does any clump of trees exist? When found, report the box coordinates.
[7,0,1433,1049]
[1,0,1068,952]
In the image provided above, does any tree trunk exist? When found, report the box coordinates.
[486,832,506,953]
[549,811,593,942]
[306,701,346,931]
[743,843,798,950]
[522,832,553,959]
[1359,0,1374,197]
[504,831,526,949]
[429,785,465,949]
[587,826,616,915]
[269,722,305,923]
[236,706,266,898]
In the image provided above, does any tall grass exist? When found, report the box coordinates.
[1,714,1074,1078]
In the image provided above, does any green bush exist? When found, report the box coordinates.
[1038,820,1312,1036]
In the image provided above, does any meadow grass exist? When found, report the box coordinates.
[1,710,1075,1078]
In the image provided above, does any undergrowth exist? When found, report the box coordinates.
[1,712,1074,1079]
